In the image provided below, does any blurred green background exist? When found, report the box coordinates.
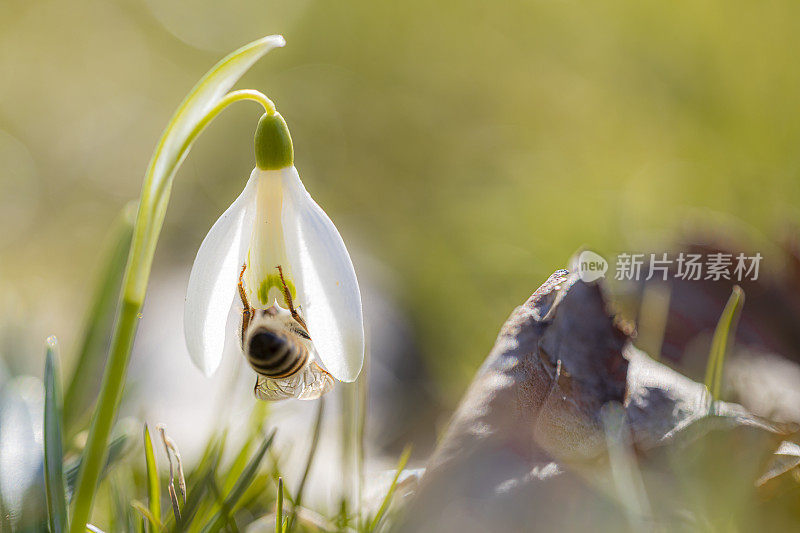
[1,0,799,402]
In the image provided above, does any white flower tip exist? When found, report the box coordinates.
[184,319,224,378]
[313,310,365,383]
[199,359,218,377]
[337,358,364,383]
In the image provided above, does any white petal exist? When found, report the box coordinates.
[281,167,365,382]
[243,169,292,307]
[184,171,257,376]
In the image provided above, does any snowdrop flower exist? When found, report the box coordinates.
[184,110,364,397]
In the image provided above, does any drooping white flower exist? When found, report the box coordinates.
[184,111,364,387]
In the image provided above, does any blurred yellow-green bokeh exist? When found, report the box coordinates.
[1,0,799,401]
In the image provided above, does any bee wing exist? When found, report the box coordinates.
[254,362,334,402]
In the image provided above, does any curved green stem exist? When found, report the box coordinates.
[68,90,274,533]
[127,89,275,304]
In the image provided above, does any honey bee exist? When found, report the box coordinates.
[238,264,333,401]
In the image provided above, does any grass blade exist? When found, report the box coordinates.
[111,471,139,532]
[286,399,325,533]
[704,286,745,403]
[44,336,69,533]
[68,35,285,533]
[172,435,226,532]
[276,477,284,533]
[144,424,161,530]
[63,201,136,434]
[368,445,412,532]
[221,438,253,494]
[173,455,218,532]
[132,500,162,531]
[64,424,135,498]
[199,429,276,533]
[206,479,238,533]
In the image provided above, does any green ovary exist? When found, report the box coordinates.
[257,273,297,307]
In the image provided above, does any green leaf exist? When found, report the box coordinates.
[184,431,227,493]
[173,451,218,533]
[110,470,139,533]
[44,336,69,533]
[63,201,136,435]
[205,479,237,533]
[221,439,252,495]
[368,445,412,532]
[199,429,276,533]
[704,286,745,404]
[175,435,226,532]
[276,478,284,533]
[144,424,162,530]
[68,35,285,533]
[64,423,135,497]
[132,500,162,531]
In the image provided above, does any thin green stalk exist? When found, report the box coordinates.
[70,299,140,533]
[132,501,161,530]
[199,430,276,533]
[64,201,136,434]
[704,286,745,405]
[207,480,237,533]
[286,398,325,533]
[68,35,284,533]
[368,445,412,532]
[144,424,161,530]
[44,337,69,533]
[276,478,284,533]
[172,437,223,532]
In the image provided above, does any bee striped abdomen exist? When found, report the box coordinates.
[246,328,308,378]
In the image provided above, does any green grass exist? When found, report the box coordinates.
[704,285,745,404]
[44,337,68,533]
[143,425,161,530]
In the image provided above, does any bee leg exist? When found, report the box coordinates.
[239,264,253,345]
[276,265,307,330]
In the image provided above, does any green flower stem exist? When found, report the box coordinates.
[68,90,275,533]
[127,89,275,305]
